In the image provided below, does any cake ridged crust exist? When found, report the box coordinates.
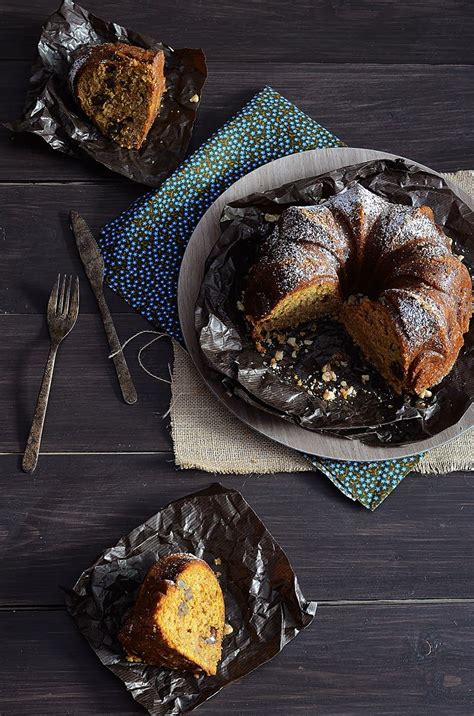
[74,43,165,150]
[244,184,472,395]
[118,554,225,675]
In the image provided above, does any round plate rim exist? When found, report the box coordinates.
[178,147,473,460]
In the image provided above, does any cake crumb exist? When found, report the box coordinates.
[275,350,284,361]
[190,94,200,103]
[304,339,313,346]
[236,300,245,311]
[291,350,297,358]
[224,623,234,636]
[322,370,337,382]
[418,388,432,399]
[340,385,357,399]
[322,363,332,373]
[361,374,370,383]
[287,336,297,347]
[323,389,336,401]
[214,557,221,565]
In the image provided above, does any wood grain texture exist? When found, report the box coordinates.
[1,62,474,182]
[1,604,473,714]
[0,454,472,605]
[0,183,142,314]
[0,315,172,453]
[1,0,473,712]
[1,0,473,64]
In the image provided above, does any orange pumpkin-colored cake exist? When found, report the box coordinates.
[118,554,225,675]
[244,184,472,395]
[73,43,166,150]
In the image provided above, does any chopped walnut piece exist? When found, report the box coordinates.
[418,388,432,399]
[340,385,357,399]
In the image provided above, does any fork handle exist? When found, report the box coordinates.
[22,343,58,474]
[96,291,138,405]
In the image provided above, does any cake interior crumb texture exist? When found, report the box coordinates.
[118,554,225,676]
[75,43,166,150]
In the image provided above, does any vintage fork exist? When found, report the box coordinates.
[22,274,80,474]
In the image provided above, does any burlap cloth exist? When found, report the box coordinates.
[170,170,473,475]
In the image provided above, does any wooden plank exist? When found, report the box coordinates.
[1,62,474,182]
[0,454,472,605]
[1,0,473,64]
[0,183,143,314]
[0,315,172,453]
[0,603,473,714]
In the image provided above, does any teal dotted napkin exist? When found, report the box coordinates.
[100,86,422,509]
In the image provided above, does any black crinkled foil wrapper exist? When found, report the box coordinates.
[195,159,474,446]
[65,483,316,715]
[6,0,207,186]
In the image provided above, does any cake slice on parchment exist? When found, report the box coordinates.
[118,553,225,675]
[73,42,166,150]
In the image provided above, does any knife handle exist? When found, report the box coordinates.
[96,290,138,405]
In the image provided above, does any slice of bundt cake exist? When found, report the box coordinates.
[118,554,225,675]
[244,184,472,395]
[73,43,166,150]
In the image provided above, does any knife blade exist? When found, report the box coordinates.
[70,211,138,405]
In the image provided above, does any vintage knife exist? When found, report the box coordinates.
[70,211,138,405]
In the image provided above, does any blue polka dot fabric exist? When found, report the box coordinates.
[306,454,423,510]
[99,85,422,510]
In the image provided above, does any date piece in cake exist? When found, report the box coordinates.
[74,43,166,150]
[118,553,225,676]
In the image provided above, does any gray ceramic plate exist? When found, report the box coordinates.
[178,147,473,460]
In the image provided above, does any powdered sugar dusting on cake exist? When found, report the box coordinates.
[280,205,351,262]
[382,288,439,350]
[374,206,446,254]
[328,184,388,235]
[256,229,339,294]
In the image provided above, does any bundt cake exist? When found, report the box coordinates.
[73,43,166,150]
[118,553,225,675]
[244,184,472,396]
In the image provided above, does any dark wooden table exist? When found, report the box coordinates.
[1,2,473,714]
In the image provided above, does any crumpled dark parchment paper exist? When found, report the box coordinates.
[6,0,207,186]
[195,159,474,446]
[65,483,316,715]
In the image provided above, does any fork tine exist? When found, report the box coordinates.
[68,276,80,322]
[47,274,60,315]
[63,274,73,315]
[58,274,67,315]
